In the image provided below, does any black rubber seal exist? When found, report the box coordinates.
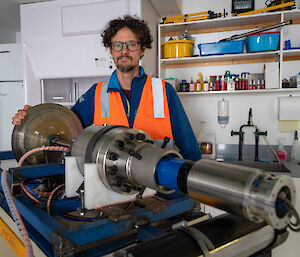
[84,125,123,163]
[177,160,194,194]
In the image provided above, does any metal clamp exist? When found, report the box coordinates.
[173,221,215,257]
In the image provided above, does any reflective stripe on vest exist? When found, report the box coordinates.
[93,76,173,140]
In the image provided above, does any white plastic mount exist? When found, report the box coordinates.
[65,156,155,210]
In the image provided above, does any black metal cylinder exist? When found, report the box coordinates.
[112,214,270,257]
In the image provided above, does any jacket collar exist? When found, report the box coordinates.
[107,66,146,92]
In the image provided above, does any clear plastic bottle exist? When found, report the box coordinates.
[218,98,229,128]
[290,131,299,161]
[276,138,287,161]
[197,122,216,160]
[201,131,216,160]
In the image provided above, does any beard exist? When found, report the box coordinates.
[116,55,135,73]
[117,63,135,73]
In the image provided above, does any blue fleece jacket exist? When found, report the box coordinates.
[71,67,201,161]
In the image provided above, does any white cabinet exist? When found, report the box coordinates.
[25,36,113,79]
[158,10,300,93]
[21,0,133,42]
[20,0,159,105]
[158,10,300,147]
[0,44,23,81]
[20,0,131,79]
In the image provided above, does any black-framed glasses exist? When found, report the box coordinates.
[111,40,141,52]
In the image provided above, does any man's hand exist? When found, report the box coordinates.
[12,105,31,125]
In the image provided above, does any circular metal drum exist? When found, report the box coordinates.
[12,103,83,165]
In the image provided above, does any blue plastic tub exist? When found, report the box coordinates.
[246,32,280,52]
[198,40,245,56]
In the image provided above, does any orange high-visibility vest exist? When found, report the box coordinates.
[93,76,173,140]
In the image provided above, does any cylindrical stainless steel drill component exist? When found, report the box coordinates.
[128,145,181,192]
[186,159,295,229]
[71,125,296,229]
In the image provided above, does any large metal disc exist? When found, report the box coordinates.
[12,103,83,165]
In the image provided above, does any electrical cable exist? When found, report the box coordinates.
[252,122,282,168]
[1,170,34,257]
[47,184,65,215]
[20,181,42,205]
[278,192,300,232]
[18,146,69,166]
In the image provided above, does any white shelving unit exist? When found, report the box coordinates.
[178,88,300,95]
[158,9,300,94]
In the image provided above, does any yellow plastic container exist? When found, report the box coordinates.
[161,40,194,59]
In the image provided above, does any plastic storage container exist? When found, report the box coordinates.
[198,40,245,56]
[246,32,280,53]
[161,40,194,58]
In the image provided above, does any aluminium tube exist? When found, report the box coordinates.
[156,158,295,230]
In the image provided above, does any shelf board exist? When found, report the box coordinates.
[177,88,300,96]
[160,11,282,36]
[160,10,300,37]
[283,9,300,21]
[161,51,280,68]
[282,49,300,57]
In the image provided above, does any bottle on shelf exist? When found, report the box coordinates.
[249,80,253,90]
[257,80,261,90]
[203,77,209,92]
[227,75,235,91]
[239,73,244,90]
[180,79,189,92]
[224,70,230,80]
[261,79,265,89]
[235,76,239,90]
[198,72,203,90]
[252,80,256,90]
[244,73,249,90]
[221,75,226,91]
[216,76,220,91]
[189,78,195,92]
[196,79,202,92]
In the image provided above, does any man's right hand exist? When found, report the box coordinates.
[12,105,31,126]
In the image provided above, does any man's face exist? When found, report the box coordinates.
[110,27,145,73]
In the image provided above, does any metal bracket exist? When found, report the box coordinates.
[172,220,215,257]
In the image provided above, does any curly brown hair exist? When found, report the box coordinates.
[101,15,153,49]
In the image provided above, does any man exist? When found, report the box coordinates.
[13,15,201,161]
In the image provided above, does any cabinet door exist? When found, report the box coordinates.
[61,0,130,36]
[0,82,25,151]
[20,1,61,43]
[25,35,114,78]
[21,0,132,78]
[21,0,131,42]
[0,44,23,81]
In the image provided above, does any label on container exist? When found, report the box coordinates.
[277,150,286,161]
[201,142,213,155]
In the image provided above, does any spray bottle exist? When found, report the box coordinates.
[276,138,287,161]
[290,131,300,161]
